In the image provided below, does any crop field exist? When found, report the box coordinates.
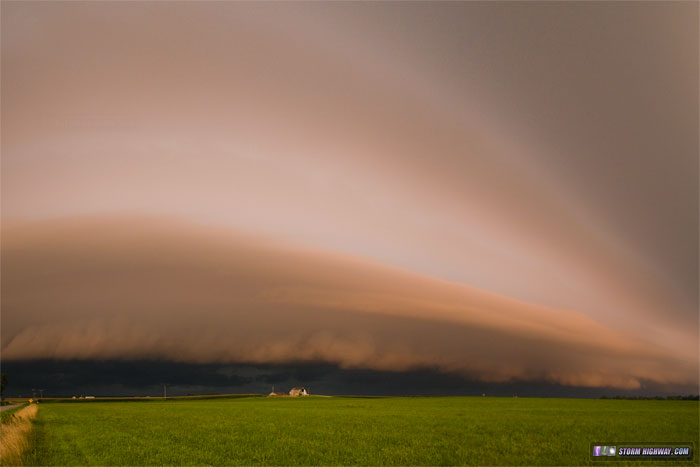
[21,396,699,466]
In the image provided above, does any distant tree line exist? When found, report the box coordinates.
[600,395,699,400]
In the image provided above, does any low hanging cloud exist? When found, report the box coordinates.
[1,216,697,390]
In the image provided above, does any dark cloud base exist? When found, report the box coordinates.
[2,360,696,399]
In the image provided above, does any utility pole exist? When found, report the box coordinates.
[39,389,44,399]
[163,385,166,400]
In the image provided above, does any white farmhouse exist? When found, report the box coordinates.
[289,387,309,396]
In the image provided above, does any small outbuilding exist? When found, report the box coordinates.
[289,387,309,396]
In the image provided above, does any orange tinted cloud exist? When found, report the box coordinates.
[1,3,697,391]
[2,217,696,390]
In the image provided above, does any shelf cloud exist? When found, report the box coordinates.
[2,217,696,390]
[2,2,697,393]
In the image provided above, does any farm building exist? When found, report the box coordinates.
[289,387,309,396]
[268,392,286,397]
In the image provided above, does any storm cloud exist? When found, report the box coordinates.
[1,2,698,394]
[2,217,696,390]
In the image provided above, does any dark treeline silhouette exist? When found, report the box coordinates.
[600,395,699,400]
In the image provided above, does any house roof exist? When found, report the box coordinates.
[290,387,305,391]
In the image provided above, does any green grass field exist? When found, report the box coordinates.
[23,397,699,465]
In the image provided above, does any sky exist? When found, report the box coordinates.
[1,1,698,395]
